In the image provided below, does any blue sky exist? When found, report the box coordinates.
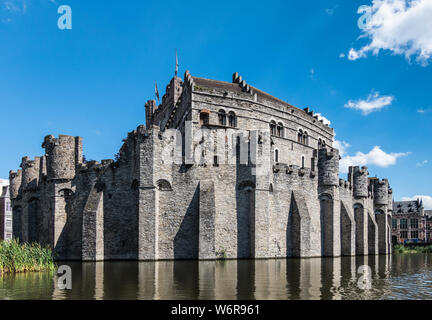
[0,0,431,207]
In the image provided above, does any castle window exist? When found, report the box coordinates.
[277,122,284,138]
[213,156,219,167]
[301,156,305,168]
[297,129,303,143]
[270,121,277,136]
[156,179,172,191]
[302,131,309,145]
[274,149,279,163]
[200,110,210,125]
[228,111,237,127]
[318,138,322,149]
[218,109,226,126]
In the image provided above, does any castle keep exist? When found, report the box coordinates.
[9,71,393,260]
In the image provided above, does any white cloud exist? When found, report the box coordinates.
[339,53,346,58]
[2,0,26,13]
[309,68,316,80]
[348,48,366,60]
[417,108,432,114]
[401,195,432,210]
[416,160,428,167]
[334,140,350,157]
[345,91,394,115]
[314,113,331,126]
[337,144,409,174]
[348,0,432,65]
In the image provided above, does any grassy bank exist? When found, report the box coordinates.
[0,239,55,274]
[393,244,432,254]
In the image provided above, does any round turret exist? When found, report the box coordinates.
[9,170,22,199]
[350,166,368,198]
[20,156,40,191]
[318,148,339,186]
[373,179,389,205]
[43,135,81,180]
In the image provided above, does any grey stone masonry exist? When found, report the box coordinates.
[9,70,393,260]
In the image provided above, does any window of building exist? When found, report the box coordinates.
[274,149,279,163]
[410,231,419,239]
[213,156,219,167]
[301,156,305,169]
[228,111,236,127]
[400,231,408,239]
[5,233,12,240]
[400,219,408,229]
[410,218,418,229]
[276,123,284,138]
[218,109,226,126]
[302,132,309,145]
[427,224,431,231]
[392,219,398,229]
[270,121,277,136]
[297,129,303,143]
[318,138,322,149]
[200,111,209,125]
[5,219,12,229]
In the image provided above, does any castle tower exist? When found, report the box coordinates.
[373,179,390,254]
[19,157,42,243]
[349,166,369,256]
[318,147,341,257]
[145,100,157,128]
[9,169,22,200]
[42,134,83,258]
[20,156,41,191]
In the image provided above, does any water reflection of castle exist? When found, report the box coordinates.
[49,256,397,300]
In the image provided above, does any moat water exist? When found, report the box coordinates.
[1,254,432,300]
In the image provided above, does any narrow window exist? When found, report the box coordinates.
[200,111,209,125]
[270,121,277,136]
[277,122,284,137]
[298,129,303,143]
[274,149,279,163]
[218,109,226,126]
[213,156,219,167]
[301,156,305,168]
[228,111,236,127]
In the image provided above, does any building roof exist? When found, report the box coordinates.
[393,200,423,215]
[193,76,300,111]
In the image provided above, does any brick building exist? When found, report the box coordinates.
[425,210,432,243]
[0,185,13,240]
[391,199,429,244]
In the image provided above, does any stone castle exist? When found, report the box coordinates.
[9,71,393,261]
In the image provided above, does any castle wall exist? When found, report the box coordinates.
[9,72,392,261]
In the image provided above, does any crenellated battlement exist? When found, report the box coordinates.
[273,163,317,179]
[232,72,255,96]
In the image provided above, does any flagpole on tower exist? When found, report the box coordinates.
[175,50,178,77]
